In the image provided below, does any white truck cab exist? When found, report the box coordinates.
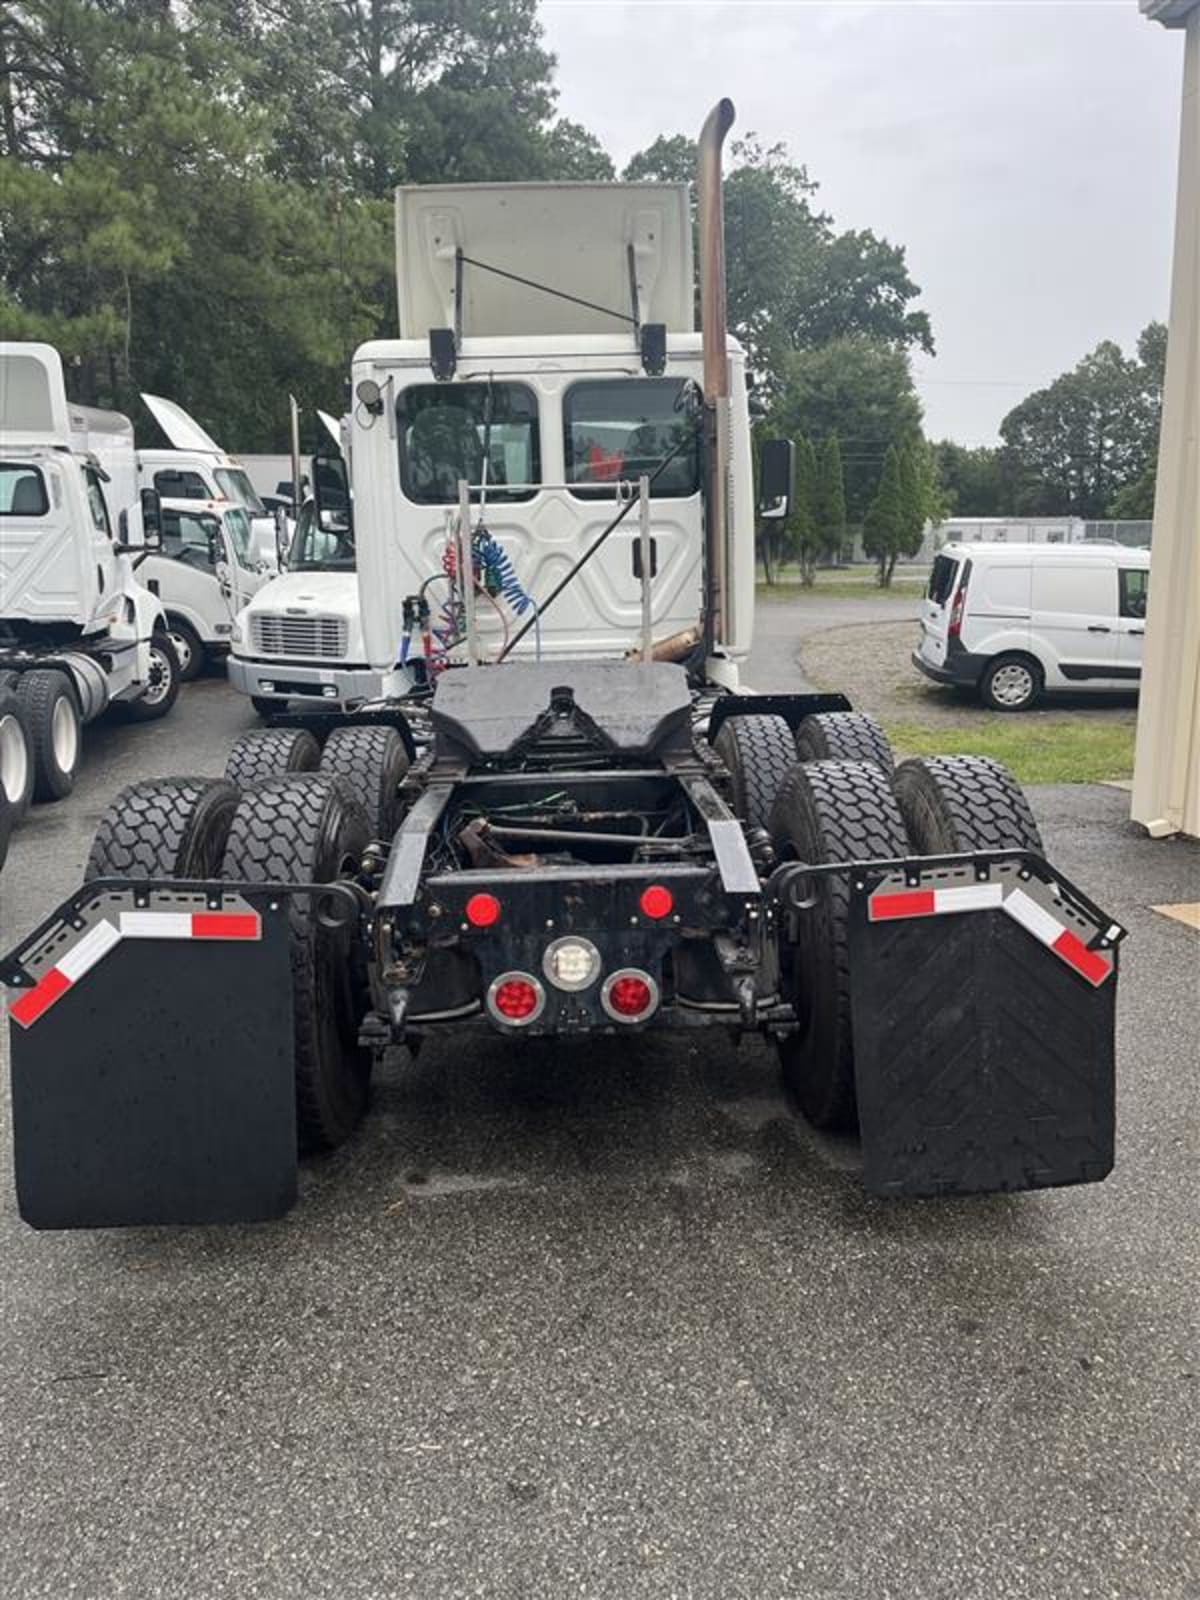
[0,342,179,807]
[139,497,273,680]
[914,541,1151,710]
[349,181,755,682]
[138,393,278,570]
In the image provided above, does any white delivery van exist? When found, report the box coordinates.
[138,393,278,569]
[138,499,273,679]
[913,541,1150,710]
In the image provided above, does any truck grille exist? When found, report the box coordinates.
[250,614,348,659]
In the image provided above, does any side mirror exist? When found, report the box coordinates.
[140,488,163,550]
[758,437,794,520]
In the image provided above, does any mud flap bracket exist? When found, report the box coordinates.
[6,885,296,1228]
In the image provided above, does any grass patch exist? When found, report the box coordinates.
[757,578,925,601]
[883,716,1136,786]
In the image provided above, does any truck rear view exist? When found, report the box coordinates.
[1,103,1122,1229]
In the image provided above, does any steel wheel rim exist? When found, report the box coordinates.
[991,663,1033,707]
[51,696,79,772]
[143,645,172,705]
[0,712,29,802]
[169,629,194,675]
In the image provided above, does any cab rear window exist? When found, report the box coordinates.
[927,553,960,605]
[0,462,49,516]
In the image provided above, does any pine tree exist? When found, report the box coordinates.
[792,435,821,585]
[862,444,906,586]
[815,434,847,563]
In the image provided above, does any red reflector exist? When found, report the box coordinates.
[1052,928,1110,987]
[192,912,260,940]
[639,884,673,920]
[608,975,653,1017]
[870,890,936,921]
[10,967,72,1028]
[493,978,539,1019]
[466,893,501,928]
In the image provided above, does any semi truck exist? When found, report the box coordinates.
[2,103,1121,1227]
[0,344,180,867]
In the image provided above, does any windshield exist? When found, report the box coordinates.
[289,502,356,571]
[215,466,266,517]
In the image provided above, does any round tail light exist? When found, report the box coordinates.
[601,968,659,1023]
[487,972,545,1026]
[639,884,674,920]
[466,892,501,928]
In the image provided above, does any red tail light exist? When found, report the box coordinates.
[639,884,674,920]
[466,892,501,928]
[601,969,659,1023]
[487,972,545,1025]
[948,576,968,638]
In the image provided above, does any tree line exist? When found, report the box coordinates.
[0,1,1163,543]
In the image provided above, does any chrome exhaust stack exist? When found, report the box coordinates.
[696,97,735,653]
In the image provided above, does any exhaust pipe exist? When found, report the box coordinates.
[696,98,735,652]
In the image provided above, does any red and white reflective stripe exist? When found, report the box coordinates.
[869,878,1112,987]
[1003,888,1111,987]
[9,908,261,1030]
[870,883,1004,921]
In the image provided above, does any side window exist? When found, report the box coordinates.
[1119,568,1149,621]
[154,468,209,500]
[0,462,49,516]
[85,470,112,537]
[397,382,540,504]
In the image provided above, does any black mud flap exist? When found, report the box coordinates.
[848,858,1121,1199]
[6,886,296,1228]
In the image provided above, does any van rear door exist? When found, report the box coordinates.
[916,551,963,670]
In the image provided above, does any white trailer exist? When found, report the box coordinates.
[0,343,179,845]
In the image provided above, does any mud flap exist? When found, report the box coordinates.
[848,859,1120,1199]
[6,887,296,1228]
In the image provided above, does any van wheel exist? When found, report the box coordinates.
[16,669,81,800]
[769,759,909,1131]
[980,654,1041,712]
[0,683,35,819]
[712,714,797,831]
[166,617,204,682]
[221,775,372,1152]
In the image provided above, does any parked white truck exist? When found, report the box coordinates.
[2,103,1124,1230]
[0,343,179,852]
[138,393,279,569]
[140,498,273,680]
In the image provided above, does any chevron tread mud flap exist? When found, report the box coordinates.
[5,885,296,1228]
[848,857,1122,1199]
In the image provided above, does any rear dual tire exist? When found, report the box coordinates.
[15,670,81,800]
[0,682,35,818]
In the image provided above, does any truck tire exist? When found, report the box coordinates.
[893,755,1043,855]
[122,632,181,721]
[979,653,1042,712]
[224,727,321,787]
[16,669,81,800]
[0,683,35,819]
[769,759,909,1131]
[712,713,797,831]
[318,725,409,838]
[221,774,372,1153]
[165,616,205,683]
[85,777,241,880]
[795,710,894,773]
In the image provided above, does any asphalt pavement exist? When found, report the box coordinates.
[0,617,1197,1600]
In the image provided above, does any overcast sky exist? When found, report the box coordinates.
[541,0,1185,444]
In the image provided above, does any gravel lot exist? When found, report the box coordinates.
[0,610,1197,1600]
[800,617,1141,732]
